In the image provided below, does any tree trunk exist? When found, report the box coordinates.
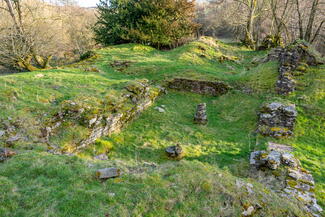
[295,0,304,40]
[245,0,257,48]
[4,0,23,33]
[304,0,319,42]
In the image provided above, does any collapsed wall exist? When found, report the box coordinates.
[46,80,161,153]
[250,142,323,216]
[168,78,230,96]
[0,80,161,154]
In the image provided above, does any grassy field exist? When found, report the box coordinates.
[0,38,324,216]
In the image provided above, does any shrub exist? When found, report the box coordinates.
[93,0,198,49]
[80,50,96,61]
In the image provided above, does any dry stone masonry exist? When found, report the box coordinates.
[194,103,208,125]
[262,41,323,95]
[276,47,300,95]
[168,78,230,96]
[263,41,324,95]
[250,142,323,217]
[258,102,297,138]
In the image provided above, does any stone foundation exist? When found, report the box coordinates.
[168,78,230,96]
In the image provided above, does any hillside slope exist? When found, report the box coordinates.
[0,38,324,216]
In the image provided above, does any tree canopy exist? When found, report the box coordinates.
[94,0,197,49]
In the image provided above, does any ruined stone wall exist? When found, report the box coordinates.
[250,142,323,216]
[0,80,161,154]
[168,78,230,96]
[46,80,161,153]
[257,102,297,138]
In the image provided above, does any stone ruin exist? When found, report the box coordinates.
[263,41,324,95]
[168,78,230,96]
[257,102,297,138]
[194,103,208,125]
[276,46,301,95]
[250,142,323,217]
[43,80,162,154]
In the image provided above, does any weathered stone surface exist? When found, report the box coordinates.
[250,143,322,217]
[155,106,166,113]
[0,148,16,162]
[168,78,230,96]
[261,47,283,63]
[110,60,133,68]
[282,152,298,168]
[96,168,121,179]
[258,102,297,138]
[267,142,294,153]
[265,151,281,170]
[6,135,21,143]
[288,168,315,186]
[94,154,108,161]
[242,206,255,216]
[250,150,281,170]
[0,130,5,137]
[166,145,183,159]
[194,103,208,125]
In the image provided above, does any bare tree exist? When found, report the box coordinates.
[294,0,324,43]
[233,0,259,48]
[0,0,96,71]
[0,0,52,71]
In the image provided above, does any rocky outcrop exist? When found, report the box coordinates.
[257,102,297,138]
[168,78,230,96]
[194,103,208,125]
[250,142,323,217]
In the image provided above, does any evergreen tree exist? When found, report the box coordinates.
[94,0,197,49]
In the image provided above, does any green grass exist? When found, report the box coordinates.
[93,91,262,175]
[0,152,306,217]
[0,37,324,215]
